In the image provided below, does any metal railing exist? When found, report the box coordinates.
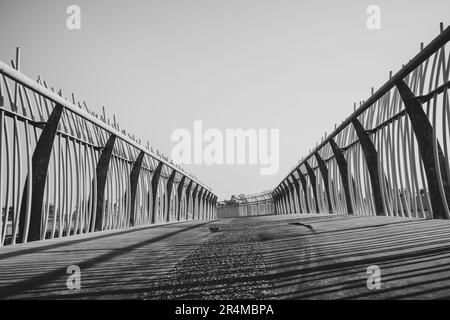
[273,24,450,220]
[0,49,217,246]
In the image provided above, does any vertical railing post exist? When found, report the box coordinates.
[212,194,216,218]
[304,161,320,213]
[210,195,214,218]
[296,169,310,213]
[279,185,286,214]
[396,80,450,219]
[176,176,186,221]
[150,162,163,224]
[201,191,207,219]
[204,192,210,219]
[185,180,193,220]
[290,173,303,213]
[314,152,333,213]
[197,188,203,219]
[286,180,296,213]
[279,186,287,214]
[283,184,291,213]
[277,186,283,214]
[277,190,282,214]
[92,133,117,232]
[191,184,198,220]
[207,192,211,219]
[273,189,279,214]
[165,170,176,222]
[208,193,213,218]
[213,196,217,218]
[272,190,278,215]
[19,104,63,243]
[129,151,145,226]
[352,119,385,215]
[287,178,296,213]
[329,139,354,214]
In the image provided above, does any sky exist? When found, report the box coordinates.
[0,0,449,200]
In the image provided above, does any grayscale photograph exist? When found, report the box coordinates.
[0,0,450,313]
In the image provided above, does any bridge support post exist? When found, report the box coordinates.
[213,196,217,218]
[396,80,450,219]
[285,183,293,213]
[198,189,203,219]
[191,184,198,220]
[165,170,176,222]
[281,184,287,214]
[204,191,208,219]
[197,188,203,219]
[209,193,214,219]
[329,139,354,214]
[185,180,193,220]
[201,191,207,219]
[304,161,320,213]
[278,188,285,214]
[274,191,279,215]
[129,151,145,226]
[209,195,213,218]
[280,186,288,214]
[274,189,280,214]
[272,190,278,215]
[204,194,207,219]
[151,162,163,224]
[211,194,215,218]
[92,133,117,232]
[296,169,310,213]
[278,187,286,214]
[314,152,333,213]
[277,190,282,214]
[290,174,303,213]
[176,176,186,221]
[205,193,210,219]
[352,119,385,216]
[286,177,297,213]
[286,179,296,213]
[207,193,211,219]
[19,104,63,243]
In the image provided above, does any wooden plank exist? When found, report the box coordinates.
[256,214,450,299]
[0,220,215,299]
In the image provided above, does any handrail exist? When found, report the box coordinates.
[275,26,450,191]
[0,61,213,192]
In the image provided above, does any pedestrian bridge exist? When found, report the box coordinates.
[0,25,450,299]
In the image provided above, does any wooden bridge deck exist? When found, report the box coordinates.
[1,214,450,299]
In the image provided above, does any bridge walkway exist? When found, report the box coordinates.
[1,214,450,299]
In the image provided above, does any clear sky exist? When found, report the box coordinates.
[1,0,449,200]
